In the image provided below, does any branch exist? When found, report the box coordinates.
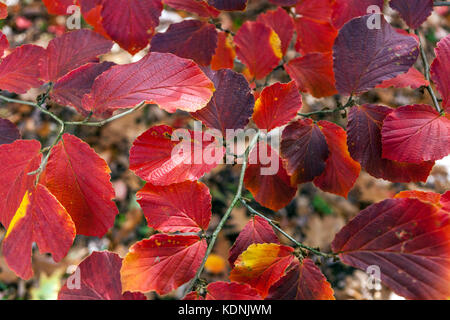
[186,131,261,293]
[414,29,442,113]
[434,1,450,6]
[240,199,337,259]
[65,102,147,126]
[298,96,355,117]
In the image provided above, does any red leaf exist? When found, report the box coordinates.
[294,17,337,55]
[230,243,294,298]
[376,67,429,89]
[100,0,162,55]
[285,52,337,98]
[43,0,77,15]
[332,0,384,29]
[2,183,75,279]
[244,142,297,211]
[390,0,433,29]
[0,32,9,58]
[257,7,295,56]
[51,62,115,114]
[347,104,434,182]
[333,15,419,95]
[191,69,254,136]
[129,125,224,186]
[164,0,220,17]
[121,234,207,295]
[211,31,236,70]
[137,180,211,233]
[151,20,217,66]
[430,35,450,111]
[313,121,361,198]
[0,140,41,228]
[207,0,247,11]
[78,0,109,38]
[0,118,20,145]
[41,29,113,82]
[229,216,280,266]
[59,251,146,300]
[252,82,302,131]
[0,45,45,94]
[0,3,7,19]
[206,282,262,300]
[234,21,282,80]
[295,0,334,21]
[381,104,450,163]
[280,119,329,185]
[82,52,215,117]
[267,258,335,300]
[332,197,450,300]
[44,133,118,237]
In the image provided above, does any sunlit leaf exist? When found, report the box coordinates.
[82,52,215,117]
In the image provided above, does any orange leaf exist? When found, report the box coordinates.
[230,243,294,298]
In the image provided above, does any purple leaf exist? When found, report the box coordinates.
[333,14,419,95]
[390,0,433,29]
[0,118,21,145]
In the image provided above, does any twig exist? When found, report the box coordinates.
[186,131,261,293]
[65,102,147,126]
[414,29,442,113]
[240,199,337,259]
[298,96,355,117]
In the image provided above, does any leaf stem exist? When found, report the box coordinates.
[186,131,261,293]
[414,29,442,113]
[240,199,337,259]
